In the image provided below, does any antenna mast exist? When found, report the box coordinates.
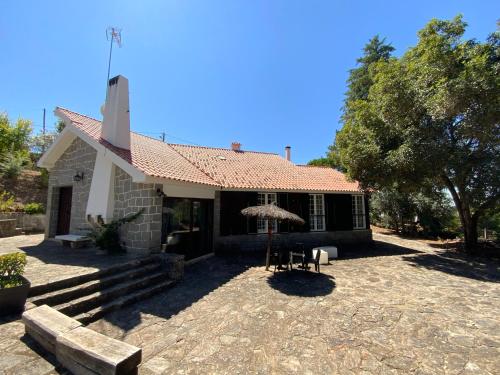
[105,27,122,99]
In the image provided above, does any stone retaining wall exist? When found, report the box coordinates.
[215,229,373,253]
[0,212,45,232]
[0,219,17,237]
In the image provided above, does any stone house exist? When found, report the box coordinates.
[38,75,371,259]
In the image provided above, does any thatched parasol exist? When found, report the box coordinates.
[241,203,305,270]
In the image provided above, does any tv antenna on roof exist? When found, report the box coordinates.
[105,27,122,98]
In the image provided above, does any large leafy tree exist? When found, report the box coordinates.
[337,16,500,251]
[309,36,394,169]
[345,35,395,102]
[0,113,32,155]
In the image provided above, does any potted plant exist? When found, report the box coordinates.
[0,252,30,315]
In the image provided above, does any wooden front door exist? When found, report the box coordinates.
[56,186,73,235]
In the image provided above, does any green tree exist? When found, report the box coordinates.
[311,36,394,171]
[337,16,500,251]
[0,113,32,155]
[308,143,343,169]
[55,119,65,133]
[30,133,57,159]
[346,35,395,103]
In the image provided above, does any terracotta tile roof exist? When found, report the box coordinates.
[56,107,361,192]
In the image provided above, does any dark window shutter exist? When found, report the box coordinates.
[235,192,248,235]
[333,194,353,231]
[299,193,310,232]
[325,194,336,231]
[364,195,370,229]
[220,192,231,235]
[220,191,253,235]
[277,193,289,233]
[288,193,304,232]
[245,192,258,233]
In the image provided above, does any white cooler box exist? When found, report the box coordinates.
[312,246,338,265]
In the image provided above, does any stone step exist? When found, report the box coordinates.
[29,263,161,307]
[53,271,169,317]
[74,279,176,324]
[29,255,160,297]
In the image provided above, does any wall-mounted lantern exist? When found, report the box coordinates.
[156,188,166,198]
[73,172,84,182]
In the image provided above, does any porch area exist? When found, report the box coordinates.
[0,234,146,289]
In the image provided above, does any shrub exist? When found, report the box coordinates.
[0,252,27,288]
[39,168,49,188]
[0,150,31,179]
[0,191,15,212]
[87,210,144,254]
[24,202,45,215]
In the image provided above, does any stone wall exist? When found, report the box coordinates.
[46,138,97,237]
[0,219,17,237]
[0,212,45,232]
[113,166,163,254]
[215,229,373,253]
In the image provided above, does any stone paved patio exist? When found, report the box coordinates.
[0,233,499,374]
[86,233,500,374]
[0,234,148,375]
[0,234,144,288]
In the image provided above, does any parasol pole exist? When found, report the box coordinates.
[265,219,272,271]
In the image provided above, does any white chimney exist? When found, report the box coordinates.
[285,145,291,161]
[101,75,130,150]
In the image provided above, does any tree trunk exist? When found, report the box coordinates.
[462,214,478,251]
[441,174,478,253]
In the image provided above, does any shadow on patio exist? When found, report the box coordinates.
[96,253,262,334]
[339,240,423,260]
[267,270,336,297]
[402,249,500,282]
[93,241,426,334]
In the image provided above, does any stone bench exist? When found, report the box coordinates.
[55,234,91,248]
[57,326,141,375]
[22,304,82,354]
[22,305,142,375]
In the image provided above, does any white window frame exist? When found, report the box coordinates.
[352,195,366,229]
[309,194,326,231]
[257,192,278,233]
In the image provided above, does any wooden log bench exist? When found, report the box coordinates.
[56,327,141,375]
[55,234,91,248]
[22,305,142,375]
[22,304,82,354]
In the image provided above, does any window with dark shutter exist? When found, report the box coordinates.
[277,193,289,233]
[220,191,257,235]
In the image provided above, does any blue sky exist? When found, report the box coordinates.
[1,1,498,164]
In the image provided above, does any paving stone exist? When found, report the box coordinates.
[2,233,500,374]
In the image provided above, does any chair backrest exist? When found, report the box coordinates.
[314,248,321,262]
[304,247,313,260]
[280,248,290,264]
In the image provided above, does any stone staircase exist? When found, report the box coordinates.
[28,256,177,325]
